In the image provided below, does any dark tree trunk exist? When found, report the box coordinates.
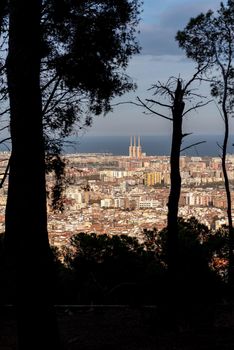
[0,0,7,35]
[221,79,234,289]
[167,80,184,277]
[5,1,60,348]
[164,79,185,330]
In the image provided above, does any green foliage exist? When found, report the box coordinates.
[176,0,234,285]
[158,217,210,262]
[176,11,214,64]
[42,0,141,207]
[52,219,227,304]
[0,0,142,206]
[1,1,141,131]
[176,1,234,110]
[205,226,229,280]
[41,0,142,120]
[70,232,143,262]
[142,227,159,254]
[155,218,224,303]
[46,154,67,212]
[59,232,165,304]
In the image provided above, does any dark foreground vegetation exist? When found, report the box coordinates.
[1,217,234,349]
[2,304,234,350]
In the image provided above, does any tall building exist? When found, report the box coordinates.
[137,136,142,159]
[144,172,162,186]
[129,136,133,158]
[129,135,142,158]
[132,136,137,158]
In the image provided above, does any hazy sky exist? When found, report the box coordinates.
[86,0,232,137]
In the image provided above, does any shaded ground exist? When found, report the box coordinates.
[1,305,234,349]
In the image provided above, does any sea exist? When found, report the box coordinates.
[63,134,234,157]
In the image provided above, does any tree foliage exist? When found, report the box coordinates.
[0,0,142,207]
[1,0,142,130]
[52,218,225,306]
[1,1,142,347]
[176,0,234,287]
[176,1,234,111]
[41,0,141,112]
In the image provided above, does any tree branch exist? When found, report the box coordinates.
[41,73,60,93]
[0,136,11,144]
[0,108,10,116]
[182,100,212,117]
[182,132,193,138]
[111,101,143,108]
[154,84,175,101]
[181,141,206,152]
[0,154,10,189]
[217,141,223,151]
[111,99,173,120]
[42,77,61,115]
[183,63,210,92]
[0,124,9,132]
[136,97,173,121]
[145,98,172,109]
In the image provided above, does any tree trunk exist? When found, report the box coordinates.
[219,70,234,290]
[165,79,184,330]
[167,80,184,277]
[5,1,60,348]
[0,0,7,35]
[221,103,234,289]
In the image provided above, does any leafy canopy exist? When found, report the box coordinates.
[176,0,234,110]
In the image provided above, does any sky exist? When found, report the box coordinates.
[85,0,233,137]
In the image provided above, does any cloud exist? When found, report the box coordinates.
[160,1,219,29]
[139,0,222,56]
[138,24,180,56]
[88,1,230,136]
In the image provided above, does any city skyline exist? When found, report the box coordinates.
[85,0,234,138]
